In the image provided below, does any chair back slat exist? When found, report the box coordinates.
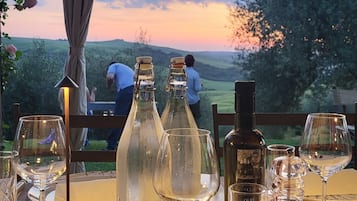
[12,103,126,163]
[71,150,116,162]
[69,115,126,128]
[212,103,357,170]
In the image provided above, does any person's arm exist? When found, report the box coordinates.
[194,73,202,92]
[90,87,97,102]
[106,73,115,88]
[87,87,97,102]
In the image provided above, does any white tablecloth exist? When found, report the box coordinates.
[53,169,357,201]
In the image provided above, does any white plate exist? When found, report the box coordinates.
[28,187,55,201]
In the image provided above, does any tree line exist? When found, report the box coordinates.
[2,40,216,140]
[231,0,357,112]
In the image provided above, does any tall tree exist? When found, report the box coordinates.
[231,0,357,112]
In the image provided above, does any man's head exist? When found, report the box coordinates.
[185,54,195,67]
[105,62,117,76]
[108,61,117,68]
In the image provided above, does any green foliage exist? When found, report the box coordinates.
[3,40,64,139]
[0,0,37,91]
[3,38,237,140]
[7,40,63,113]
[243,46,317,112]
[232,0,357,112]
[0,42,22,91]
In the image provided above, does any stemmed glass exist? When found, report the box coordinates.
[299,113,352,201]
[153,128,220,201]
[12,115,67,201]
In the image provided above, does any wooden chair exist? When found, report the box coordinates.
[212,103,357,170]
[12,103,127,162]
[332,87,357,113]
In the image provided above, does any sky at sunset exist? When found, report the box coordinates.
[4,0,239,52]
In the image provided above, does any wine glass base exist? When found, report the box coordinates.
[27,186,55,201]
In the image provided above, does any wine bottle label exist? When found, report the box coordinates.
[235,149,264,182]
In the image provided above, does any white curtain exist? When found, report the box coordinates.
[62,0,94,173]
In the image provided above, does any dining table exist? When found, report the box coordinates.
[17,168,357,201]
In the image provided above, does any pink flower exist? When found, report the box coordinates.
[6,44,17,58]
[23,0,37,9]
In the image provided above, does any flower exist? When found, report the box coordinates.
[0,0,37,90]
[5,44,17,58]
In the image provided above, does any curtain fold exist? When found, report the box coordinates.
[62,0,94,173]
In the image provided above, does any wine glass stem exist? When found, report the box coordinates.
[322,178,327,201]
[39,189,46,201]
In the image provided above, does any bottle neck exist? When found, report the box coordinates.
[169,84,186,99]
[235,112,255,131]
[134,83,156,103]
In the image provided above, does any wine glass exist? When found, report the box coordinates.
[299,113,352,201]
[153,128,220,201]
[12,115,67,201]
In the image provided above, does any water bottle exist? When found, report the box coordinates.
[116,56,163,201]
[161,56,198,129]
[272,148,306,201]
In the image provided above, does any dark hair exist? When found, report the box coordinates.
[106,61,117,71]
[109,61,117,66]
[104,62,117,77]
[185,54,195,67]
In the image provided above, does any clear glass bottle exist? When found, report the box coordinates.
[116,56,163,201]
[223,81,266,201]
[272,148,306,201]
[160,57,201,194]
[161,56,198,129]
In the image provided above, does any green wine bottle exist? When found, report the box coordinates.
[223,80,266,201]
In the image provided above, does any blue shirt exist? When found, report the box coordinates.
[107,63,134,91]
[186,66,202,104]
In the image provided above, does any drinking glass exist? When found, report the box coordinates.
[0,151,18,201]
[299,113,352,201]
[228,183,270,201]
[12,115,67,201]
[266,144,295,190]
[153,128,220,201]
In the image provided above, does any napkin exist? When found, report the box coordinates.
[54,178,116,201]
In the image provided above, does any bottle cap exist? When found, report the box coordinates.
[170,57,185,68]
[136,56,152,64]
[134,56,154,83]
[170,57,185,64]
[135,56,153,70]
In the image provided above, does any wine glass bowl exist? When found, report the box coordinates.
[153,128,220,201]
[12,115,67,200]
[299,113,352,201]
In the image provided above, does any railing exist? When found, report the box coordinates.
[12,102,357,168]
[212,103,357,169]
[12,103,126,163]
[87,101,115,113]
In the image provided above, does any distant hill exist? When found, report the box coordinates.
[11,37,244,82]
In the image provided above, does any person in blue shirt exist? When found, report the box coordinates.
[185,54,202,126]
[106,62,134,150]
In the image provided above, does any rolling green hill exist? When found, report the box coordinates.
[10,37,241,116]
[1,37,242,140]
[4,37,305,147]
[12,37,242,79]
